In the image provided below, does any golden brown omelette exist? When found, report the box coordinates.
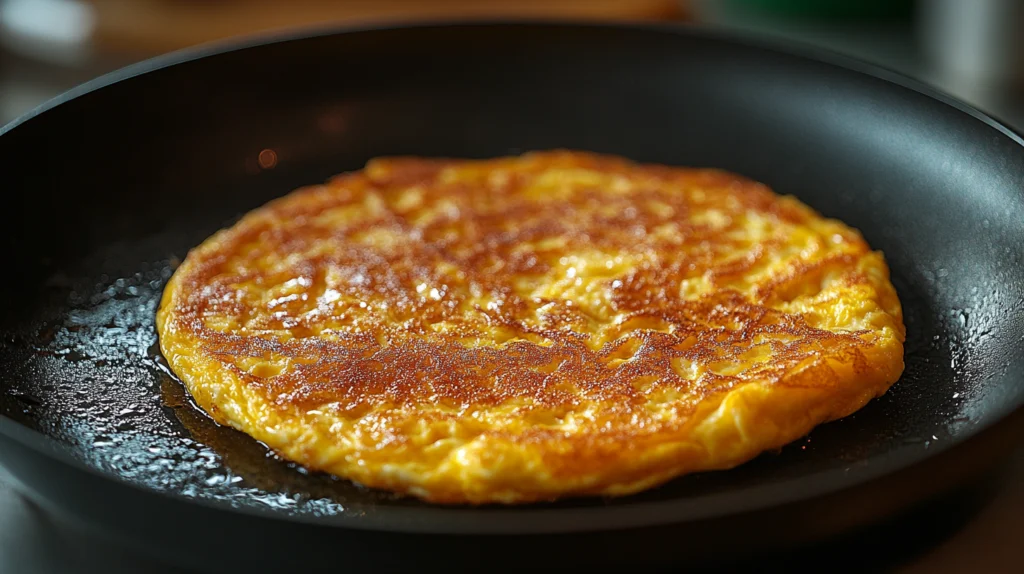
[156,150,905,504]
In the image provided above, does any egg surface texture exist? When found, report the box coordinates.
[157,150,905,504]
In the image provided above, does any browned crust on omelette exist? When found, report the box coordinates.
[157,150,905,503]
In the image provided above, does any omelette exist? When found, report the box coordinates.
[156,150,905,504]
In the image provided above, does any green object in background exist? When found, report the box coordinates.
[725,0,914,20]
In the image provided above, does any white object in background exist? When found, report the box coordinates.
[919,0,1024,89]
[0,0,96,65]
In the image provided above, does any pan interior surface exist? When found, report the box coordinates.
[1,23,1023,531]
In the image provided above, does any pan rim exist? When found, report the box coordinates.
[1,18,1023,535]
[4,18,1024,148]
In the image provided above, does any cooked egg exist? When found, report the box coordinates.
[156,150,905,504]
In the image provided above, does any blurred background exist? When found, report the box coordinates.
[1,0,1024,127]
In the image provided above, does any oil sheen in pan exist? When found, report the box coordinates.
[0,226,993,515]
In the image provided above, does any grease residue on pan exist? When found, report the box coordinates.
[0,219,1002,515]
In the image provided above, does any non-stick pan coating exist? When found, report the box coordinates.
[1,21,1023,568]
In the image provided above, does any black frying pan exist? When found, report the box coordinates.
[1,21,1023,573]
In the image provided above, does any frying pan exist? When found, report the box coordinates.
[1,21,1023,572]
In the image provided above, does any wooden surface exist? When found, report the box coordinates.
[88,0,688,56]
[898,447,1024,573]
